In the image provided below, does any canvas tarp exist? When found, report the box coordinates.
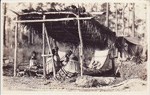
[124,37,143,57]
[88,49,109,70]
[124,37,141,45]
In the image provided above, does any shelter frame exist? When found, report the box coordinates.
[13,12,92,77]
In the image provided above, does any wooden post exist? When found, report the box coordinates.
[42,15,46,78]
[77,15,84,76]
[14,17,18,77]
[44,27,56,78]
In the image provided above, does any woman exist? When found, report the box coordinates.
[62,50,72,65]
[55,53,80,81]
[63,54,80,74]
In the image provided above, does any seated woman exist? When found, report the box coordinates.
[63,54,80,73]
[62,50,72,65]
[55,53,80,81]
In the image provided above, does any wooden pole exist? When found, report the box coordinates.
[20,11,77,16]
[14,17,92,23]
[14,17,18,77]
[77,15,84,76]
[44,27,56,78]
[42,15,46,78]
[41,54,52,57]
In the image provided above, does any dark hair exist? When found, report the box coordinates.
[70,54,78,61]
[65,50,72,57]
[32,51,37,55]
[52,49,55,55]
[31,51,37,59]
[55,47,59,51]
[72,56,78,61]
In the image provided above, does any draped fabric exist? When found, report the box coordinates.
[63,60,80,73]
[88,49,109,70]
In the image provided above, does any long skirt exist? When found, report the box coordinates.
[55,67,76,81]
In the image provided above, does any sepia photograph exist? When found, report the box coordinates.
[1,0,149,94]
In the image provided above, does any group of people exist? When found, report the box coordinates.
[29,47,80,80]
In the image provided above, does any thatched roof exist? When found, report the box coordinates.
[18,12,116,50]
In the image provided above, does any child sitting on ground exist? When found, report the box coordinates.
[29,51,38,69]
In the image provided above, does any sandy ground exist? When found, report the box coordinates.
[2,76,147,92]
[2,60,147,92]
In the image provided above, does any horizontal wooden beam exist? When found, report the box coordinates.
[89,12,105,15]
[41,54,53,57]
[14,17,93,23]
[19,11,78,16]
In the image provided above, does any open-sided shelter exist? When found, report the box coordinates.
[12,10,117,77]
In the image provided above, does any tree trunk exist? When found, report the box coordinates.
[115,3,118,36]
[14,17,18,77]
[128,3,130,35]
[106,3,109,27]
[132,3,135,37]
[31,29,34,44]
[3,3,7,46]
[122,4,127,35]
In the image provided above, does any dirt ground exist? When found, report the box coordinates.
[3,76,147,92]
[2,61,147,92]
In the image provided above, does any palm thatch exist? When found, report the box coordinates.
[18,11,116,50]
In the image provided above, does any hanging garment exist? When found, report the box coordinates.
[88,49,109,70]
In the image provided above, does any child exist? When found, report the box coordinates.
[29,51,38,69]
